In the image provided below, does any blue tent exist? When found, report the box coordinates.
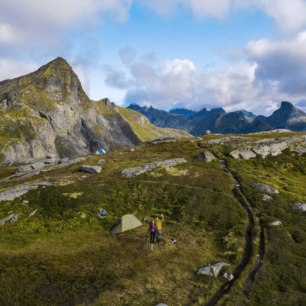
[95,149,106,155]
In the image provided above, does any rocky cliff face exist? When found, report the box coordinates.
[256,101,306,131]
[0,57,142,163]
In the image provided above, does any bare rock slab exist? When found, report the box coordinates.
[0,185,39,202]
[0,214,15,226]
[28,209,38,218]
[197,151,215,162]
[10,214,19,224]
[292,203,306,212]
[81,165,102,174]
[250,183,279,194]
[229,149,256,160]
[31,162,45,170]
[252,141,288,158]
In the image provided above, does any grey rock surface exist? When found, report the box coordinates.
[261,194,272,201]
[197,262,230,277]
[10,214,19,224]
[291,145,306,155]
[250,183,279,194]
[59,158,70,164]
[269,221,282,226]
[81,165,102,174]
[44,158,56,164]
[0,214,15,226]
[252,141,288,158]
[31,162,45,170]
[46,154,56,158]
[203,136,247,145]
[229,149,256,160]
[292,203,306,212]
[197,151,216,162]
[0,185,39,202]
[122,158,187,177]
[15,165,32,174]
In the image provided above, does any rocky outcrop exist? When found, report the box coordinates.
[250,183,279,194]
[252,141,288,158]
[197,151,216,162]
[0,57,142,163]
[81,165,102,174]
[122,158,187,177]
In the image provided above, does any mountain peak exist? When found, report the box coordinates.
[280,101,295,110]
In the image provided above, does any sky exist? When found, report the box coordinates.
[2,1,306,115]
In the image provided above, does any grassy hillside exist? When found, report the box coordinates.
[114,106,191,141]
[0,132,306,305]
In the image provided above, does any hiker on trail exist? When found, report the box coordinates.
[144,218,156,243]
[155,214,164,244]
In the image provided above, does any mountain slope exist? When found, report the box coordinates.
[256,101,306,131]
[114,106,191,141]
[0,57,143,163]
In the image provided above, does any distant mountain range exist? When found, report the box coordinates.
[127,102,306,135]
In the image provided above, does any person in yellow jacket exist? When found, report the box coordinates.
[155,214,164,244]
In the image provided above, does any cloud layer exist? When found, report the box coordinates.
[104,31,306,114]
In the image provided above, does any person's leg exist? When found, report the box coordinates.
[156,230,161,243]
[150,232,153,243]
[152,231,156,243]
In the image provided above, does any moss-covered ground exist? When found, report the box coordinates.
[1,132,306,305]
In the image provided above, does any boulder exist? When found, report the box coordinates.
[97,159,105,163]
[10,214,19,224]
[156,304,169,306]
[223,273,234,281]
[30,162,45,170]
[130,149,135,152]
[28,209,38,218]
[0,214,15,226]
[250,183,279,194]
[252,141,288,158]
[81,165,102,174]
[15,165,32,174]
[197,151,216,162]
[229,149,256,160]
[203,136,247,145]
[292,203,306,213]
[269,221,282,226]
[46,154,56,159]
[202,130,211,135]
[261,194,272,201]
[197,262,230,277]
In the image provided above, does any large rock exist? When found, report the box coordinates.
[202,136,247,145]
[252,141,288,158]
[31,162,45,170]
[15,165,32,174]
[197,262,230,277]
[250,183,279,194]
[0,185,39,202]
[46,153,56,159]
[122,158,187,177]
[229,149,256,160]
[44,158,56,164]
[197,151,215,162]
[81,165,102,174]
[292,203,306,212]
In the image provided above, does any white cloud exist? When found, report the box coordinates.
[141,0,306,32]
[0,59,37,81]
[72,64,90,95]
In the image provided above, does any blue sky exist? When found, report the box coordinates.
[1,0,306,115]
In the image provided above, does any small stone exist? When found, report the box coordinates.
[197,262,230,277]
[284,187,290,191]
[229,149,256,160]
[28,209,38,218]
[261,194,272,201]
[269,221,282,226]
[97,159,105,163]
[22,200,29,204]
[130,149,135,152]
[81,176,87,178]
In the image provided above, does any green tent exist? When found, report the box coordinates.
[110,214,143,235]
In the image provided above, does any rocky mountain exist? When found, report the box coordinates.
[234,110,257,122]
[127,104,191,130]
[169,108,195,119]
[256,101,306,131]
[0,58,190,163]
[169,107,225,120]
